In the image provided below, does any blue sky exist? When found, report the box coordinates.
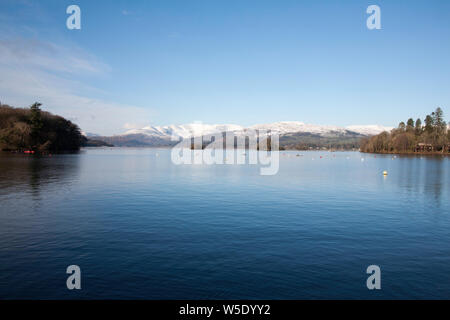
[0,0,449,135]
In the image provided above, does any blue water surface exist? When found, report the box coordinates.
[0,148,449,299]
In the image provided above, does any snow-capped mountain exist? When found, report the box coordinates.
[251,121,348,135]
[124,123,244,139]
[123,121,391,138]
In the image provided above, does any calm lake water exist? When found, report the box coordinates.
[0,148,449,299]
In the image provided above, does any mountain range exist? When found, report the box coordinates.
[90,122,392,149]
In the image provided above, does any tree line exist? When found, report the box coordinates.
[360,107,450,153]
[0,102,87,153]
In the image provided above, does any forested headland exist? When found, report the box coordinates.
[360,108,450,154]
[0,102,106,153]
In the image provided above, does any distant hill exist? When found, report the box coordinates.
[95,133,177,147]
[0,103,105,152]
[82,139,114,147]
[279,131,364,150]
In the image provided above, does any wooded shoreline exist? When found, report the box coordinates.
[360,108,449,155]
[360,150,450,156]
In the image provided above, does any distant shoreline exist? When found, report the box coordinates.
[80,146,449,154]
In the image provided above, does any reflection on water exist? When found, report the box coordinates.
[423,156,445,202]
[0,152,80,200]
[394,155,447,204]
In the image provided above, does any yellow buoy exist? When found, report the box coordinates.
[383,170,388,176]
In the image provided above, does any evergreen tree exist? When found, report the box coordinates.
[424,115,434,133]
[406,118,414,131]
[415,118,422,135]
[432,107,446,133]
[29,102,43,149]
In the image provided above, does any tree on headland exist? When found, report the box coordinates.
[0,102,87,153]
[361,107,449,154]
[29,102,43,150]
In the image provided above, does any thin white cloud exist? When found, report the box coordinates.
[0,38,110,74]
[0,38,154,135]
